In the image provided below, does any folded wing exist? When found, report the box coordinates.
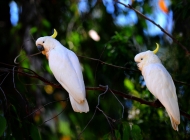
[49,47,86,104]
[143,64,180,130]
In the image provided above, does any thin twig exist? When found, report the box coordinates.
[78,55,139,72]
[14,52,41,64]
[77,85,109,139]
[96,106,115,137]
[24,99,68,119]
[12,66,26,103]
[39,107,67,126]
[108,87,124,119]
[0,72,10,106]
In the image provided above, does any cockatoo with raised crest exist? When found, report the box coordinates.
[134,43,180,131]
[36,29,89,113]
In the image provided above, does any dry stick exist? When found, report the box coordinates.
[39,109,66,126]
[24,99,68,119]
[38,101,68,126]
[114,1,189,54]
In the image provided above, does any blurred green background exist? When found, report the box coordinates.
[0,0,190,139]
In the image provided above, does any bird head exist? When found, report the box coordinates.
[36,29,58,58]
[134,43,161,71]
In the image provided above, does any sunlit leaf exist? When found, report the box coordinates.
[124,78,134,91]
[58,120,71,135]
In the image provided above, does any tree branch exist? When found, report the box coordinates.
[0,63,189,119]
[86,86,190,120]
[78,56,190,86]
[114,0,190,55]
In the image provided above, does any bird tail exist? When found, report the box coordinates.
[69,95,89,113]
[167,111,180,131]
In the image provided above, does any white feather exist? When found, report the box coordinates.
[142,64,180,130]
[134,50,180,130]
[36,37,89,113]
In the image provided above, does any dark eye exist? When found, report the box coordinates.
[141,58,143,60]
[43,41,45,43]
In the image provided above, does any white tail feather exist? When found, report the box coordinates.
[69,95,89,113]
[167,110,179,131]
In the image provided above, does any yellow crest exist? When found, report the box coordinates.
[51,29,57,38]
[153,43,159,54]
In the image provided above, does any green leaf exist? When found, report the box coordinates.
[135,35,143,44]
[102,133,111,140]
[122,122,130,140]
[131,125,142,140]
[124,78,134,91]
[115,130,121,140]
[42,19,51,28]
[0,115,6,136]
[30,27,37,34]
[30,125,41,140]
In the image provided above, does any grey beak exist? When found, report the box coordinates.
[37,45,44,51]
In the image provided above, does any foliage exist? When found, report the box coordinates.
[0,0,190,139]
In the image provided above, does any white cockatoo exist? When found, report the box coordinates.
[36,29,89,113]
[134,43,180,131]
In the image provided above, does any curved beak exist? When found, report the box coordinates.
[37,45,44,51]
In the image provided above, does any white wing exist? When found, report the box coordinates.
[48,45,86,104]
[67,49,86,94]
[142,64,180,130]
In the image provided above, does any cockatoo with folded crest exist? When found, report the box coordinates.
[134,43,180,131]
[36,29,89,113]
